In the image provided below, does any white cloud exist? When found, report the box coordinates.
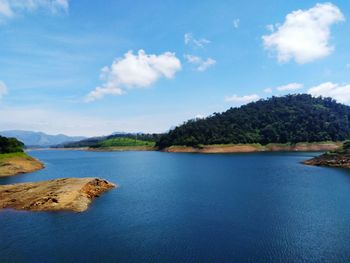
[263,83,303,93]
[0,1,13,18]
[262,3,345,64]
[184,33,210,48]
[276,82,303,91]
[184,54,216,72]
[225,94,260,105]
[0,0,68,22]
[308,82,350,104]
[85,50,181,102]
[0,81,7,99]
[233,18,240,28]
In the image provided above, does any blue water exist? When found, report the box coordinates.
[1,150,350,262]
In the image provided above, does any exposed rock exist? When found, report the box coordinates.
[0,178,116,212]
[0,154,44,177]
[163,142,341,154]
[304,153,350,169]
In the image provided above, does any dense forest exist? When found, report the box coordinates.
[157,94,350,148]
[0,136,24,154]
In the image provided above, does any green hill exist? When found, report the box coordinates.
[157,94,350,148]
[91,137,155,148]
[0,136,24,154]
[59,133,161,148]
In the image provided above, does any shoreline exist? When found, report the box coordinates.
[88,146,156,152]
[304,152,350,169]
[162,142,341,154]
[0,178,116,212]
[26,142,342,154]
[0,153,44,177]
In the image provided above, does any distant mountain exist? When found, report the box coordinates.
[157,94,350,148]
[0,130,86,148]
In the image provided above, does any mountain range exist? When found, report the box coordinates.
[0,130,86,148]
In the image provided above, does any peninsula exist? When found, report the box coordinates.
[0,136,44,177]
[0,178,115,212]
[304,141,350,169]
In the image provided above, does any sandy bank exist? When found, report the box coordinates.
[0,154,44,177]
[163,142,341,154]
[0,178,116,212]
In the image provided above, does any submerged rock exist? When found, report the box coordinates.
[0,178,116,212]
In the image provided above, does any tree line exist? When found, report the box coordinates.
[156,94,350,148]
[0,136,24,154]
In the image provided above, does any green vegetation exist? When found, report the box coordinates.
[0,152,27,160]
[157,94,350,148]
[343,140,350,151]
[0,136,24,154]
[91,137,155,148]
[60,133,161,148]
[328,140,350,155]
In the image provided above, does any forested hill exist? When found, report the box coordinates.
[156,94,350,148]
[0,136,24,154]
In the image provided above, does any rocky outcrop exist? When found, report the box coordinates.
[304,153,350,169]
[0,154,44,177]
[0,178,116,212]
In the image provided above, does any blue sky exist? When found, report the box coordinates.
[0,0,349,136]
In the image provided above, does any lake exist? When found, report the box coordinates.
[1,150,350,262]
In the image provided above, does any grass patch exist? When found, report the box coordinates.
[0,152,28,160]
[94,137,155,148]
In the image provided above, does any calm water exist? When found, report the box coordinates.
[1,150,350,263]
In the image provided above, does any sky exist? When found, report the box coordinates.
[0,0,349,136]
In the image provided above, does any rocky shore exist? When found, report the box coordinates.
[0,153,44,177]
[304,153,350,169]
[0,178,116,212]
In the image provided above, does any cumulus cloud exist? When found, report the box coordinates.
[233,18,240,28]
[184,54,216,72]
[0,0,68,22]
[0,81,7,99]
[263,83,303,93]
[262,3,345,64]
[0,1,13,18]
[184,33,210,48]
[85,50,181,102]
[225,94,260,105]
[276,82,304,91]
[308,82,350,104]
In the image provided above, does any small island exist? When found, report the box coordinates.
[304,141,350,169]
[0,135,116,213]
[0,136,44,177]
[0,178,116,212]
